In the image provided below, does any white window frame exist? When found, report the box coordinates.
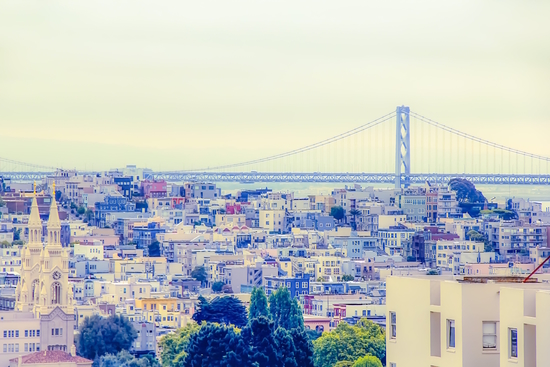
[509,328,518,359]
[389,311,397,339]
[447,319,456,349]
[482,321,498,350]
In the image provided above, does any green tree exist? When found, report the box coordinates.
[55,190,62,201]
[242,316,282,367]
[0,196,5,207]
[0,240,11,248]
[190,266,207,284]
[99,350,158,367]
[312,319,385,367]
[349,209,361,230]
[77,206,86,215]
[334,362,354,367]
[289,327,314,367]
[449,178,486,203]
[184,323,247,367]
[352,355,383,367]
[159,323,200,367]
[84,209,94,223]
[342,274,354,281]
[249,287,269,320]
[76,314,137,360]
[13,228,21,241]
[148,240,161,257]
[211,281,225,293]
[192,296,248,327]
[12,240,24,246]
[316,276,324,282]
[330,206,345,222]
[268,287,304,330]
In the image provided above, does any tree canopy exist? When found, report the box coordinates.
[448,178,486,203]
[148,240,161,257]
[268,287,304,331]
[176,287,314,367]
[76,314,137,360]
[98,350,158,367]
[190,266,208,284]
[192,296,248,327]
[352,355,383,367]
[330,206,346,221]
[211,281,225,293]
[183,323,247,367]
[159,323,200,367]
[312,319,385,367]
[249,287,269,319]
[342,274,354,281]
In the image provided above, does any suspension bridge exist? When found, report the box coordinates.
[1,106,550,187]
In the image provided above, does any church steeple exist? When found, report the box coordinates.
[46,182,61,247]
[28,182,43,247]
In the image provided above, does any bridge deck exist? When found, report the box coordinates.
[2,172,549,185]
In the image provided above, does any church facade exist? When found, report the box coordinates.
[14,187,75,353]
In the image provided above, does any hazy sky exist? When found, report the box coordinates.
[1,0,549,172]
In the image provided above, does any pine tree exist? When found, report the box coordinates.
[184,323,247,367]
[192,296,247,327]
[241,316,280,367]
[274,328,298,367]
[268,288,304,330]
[249,287,269,320]
[290,328,314,367]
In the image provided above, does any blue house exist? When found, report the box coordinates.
[133,222,165,252]
[94,196,136,228]
[114,177,133,198]
[264,274,311,298]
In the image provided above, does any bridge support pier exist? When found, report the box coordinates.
[395,105,411,188]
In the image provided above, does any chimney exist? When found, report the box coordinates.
[70,344,76,357]
[18,356,22,367]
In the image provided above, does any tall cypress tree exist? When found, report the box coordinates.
[274,328,298,367]
[184,323,247,367]
[242,316,280,367]
[289,327,314,367]
[268,287,304,330]
[249,287,269,320]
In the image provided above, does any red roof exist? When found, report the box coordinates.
[9,350,92,364]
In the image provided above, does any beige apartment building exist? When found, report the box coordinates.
[386,275,550,367]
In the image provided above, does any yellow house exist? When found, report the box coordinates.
[279,258,293,277]
[315,256,343,281]
[259,210,285,233]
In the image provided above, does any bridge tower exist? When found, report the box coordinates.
[395,105,411,188]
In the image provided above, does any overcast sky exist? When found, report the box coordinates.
[0,0,549,172]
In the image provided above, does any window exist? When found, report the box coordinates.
[509,328,518,358]
[483,322,497,349]
[15,331,18,337]
[447,320,456,348]
[389,312,397,339]
[25,330,28,337]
